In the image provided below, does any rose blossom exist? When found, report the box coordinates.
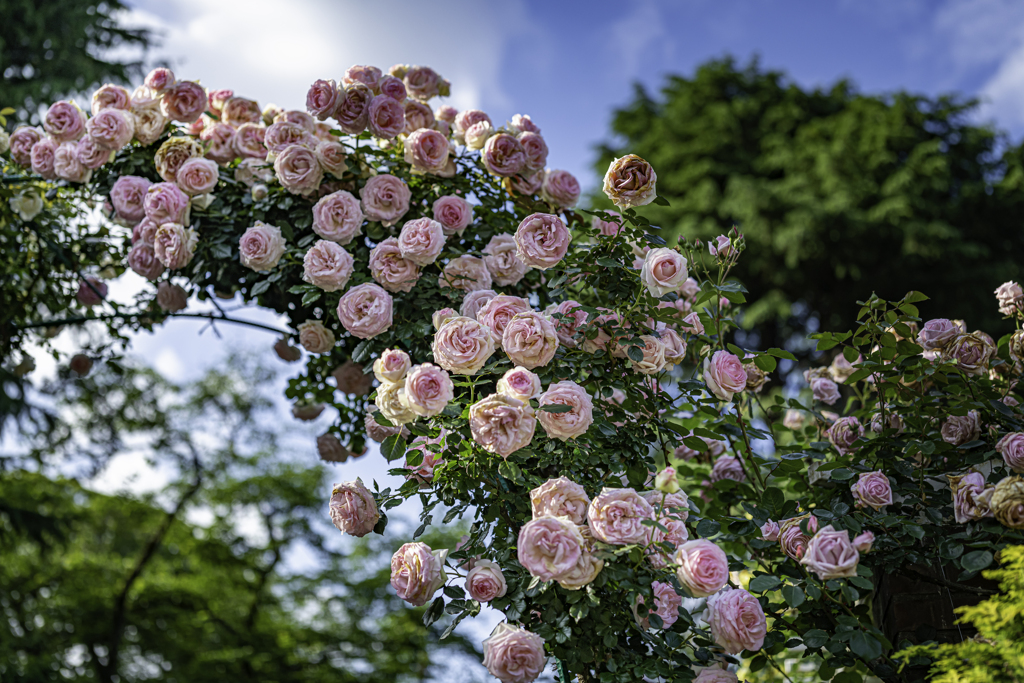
[800,525,860,580]
[344,65,383,91]
[603,154,658,208]
[549,300,588,348]
[464,120,494,150]
[274,339,301,363]
[460,289,497,319]
[153,223,197,270]
[539,169,580,208]
[477,295,532,342]
[315,140,347,177]
[9,190,43,221]
[711,455,746,483]
[432,316,496,374]
[390,542,446,607]
[156,282,187,312]
[91,84,132,114]
[76,277,107,306]
[482,133,526,176]
[397,218,446,265]
[704,351,747,401]
[630,335,668,375]
[694,667,738,683]
[375,380,417,426]
[996,281,1024,316]
[497,367,542,402]
[811,377,841,405]
[367,94,405,139]
[404,430,445,485]
[997,433,1024,473]
[404,127,449,175]
[239,221,286,272]
[154,136,204,183]
[530,478,590,524]
[85,109,133,153]
[127,243,164,280]
[674,539,729,597]
[44,101,86,142]
[638,248,689,298]
[110,176,152,223]
[402,363,454,417]
[160,81,206,123]
[53,143,91,183]
[365,407,404,443]
[453,109,491,143]
[537,381,593,441]
[303,240,353,291]
[440,255,493,292]
[853,531,875,553]
[779,515,818,560]
[636,581,684,630]
[329,478,379,537]
[312,190,364,244]
[432,309,457,331]
[990,476,1024,529]
[297,320,335,354]
[941,410,982,446]
[369,237,420,293]
[220,97,260,128]
[306,79,340,120]
[592,210,623,237]
[517,515,584,581]
[360,174,410,227]
[175,157,219,197]
[75,136,111,169]
[918,318,959,350]
[514,213,570,270]
[264,121,314,155]
[660,328,687,366]
[469,393,536,457]
[30,138,58,179]
[507,171,543,196]
[828,416,864,455]
[482,623,546,683]
[333,83,371,134]
[274,144,323,195]
[587,488,655,545]
[337,283,394,339]
[379,74,407,101]
[679,312,704,336]
[943,332,996,375]
[10,127,42,167]
[705,588,767,654]
[432,195,474,235]
[948,472,994,523]
[761,520,780,541]
[465,560,507,603]
[481,233,529,286]
[317,433,352,463]
[850,471,893,510]
[518,131,548,172]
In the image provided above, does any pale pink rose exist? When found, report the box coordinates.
[390,542,446,607]
[660,328,687,365]
[235,158,274,188]
[941,410,981,446]
[144,183,190,225]
[91,84,132,114]
[380,75,407,101]
[373,349,411,383]
[465,120,495,150]
[53,143,92,183]
[153,223,197,270]
[453,109,491,143]
[460,289,497,319]
[482,133,526,177]
[334,84,372,134]
[850,471,892,510]
[681,314,705,338]
[918,318,959,350]
[367,95,405,139]
[264,121,315,155]
[131,99,166,146]
[433,308,458,330]
[315,140,348,178]
[317,433,352,463]
[312,190,364,245]
[397,218,446,265]
[466,560,507,602]
[593,211,623,237]
[160,81,206,123]
[530,477,590,524]
[369,237,421,293]
[329,478,379,537]
[403,65,443,100]
[10,127,43,167]
[811,377,841,405]
[440,255,493,292]
[478,295,532,343]
[507,171,543,196]
[996,281,1024,316]
[646,581,683,629]
[497,367,542,402]
[76,136,111,169]
[997,433,1024,473]
[85,108,134,151]
[432,316,496,375]
[629,335,668,375]
[705,588,767,654]
[779,516,818,560]
[537,380,593,441]
[175,157,219,196]
[943,332,996,376]
[239,221,286,272]
[435,105,457,123]
[870,411,905,434]
[641,248,688,298]
[761,520,780,541]
[469,393,536,457]
[156,282,187,312]
[44,101,86,142]
[404,429,445,485]
[337,283,394,339]
[603,154,657,208]
[275,144,323,195]
[674,539,729,597]
[800,525,860,580]
[483,234,529,286]
[402,363,454,417]
[507,114,538,134]
[853,531,875,553]
[144,68,175,93]
[694,667,738,683]
[703,351,746,401]
[365,408,404,443]
[274,339,301,363]
[586,488,654,546]
[30,138,58,179]
[514,213,569,270]
[297,320,336,354]
[344,65,383,91]
[518,132,548,172]
[206,89,233,116]
[333,360,373,396]
[540,169,580,208]
[518,515,585,580]
[76,277,107,306]
[432,195,474,235]
[828,353,861,383]
[154,136,203,183]
[403,127,449,174]
[708,234,736,261]
[828,416,864,455]
[306,79,340,120]
[232,123,267,159]
[711,455,746,483]
[303,240,354,291]
[110,176,152,223]
[783,409,807,431]
[403,99,434,133]
[482,623,546,683]
[549,300,588,348]
[949,472,995,523]
[127,243,164,281]
[360,174,411,227]
[221,97,260,128]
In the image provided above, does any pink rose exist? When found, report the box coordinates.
[30,138,59,179]
[507,171,543,196]
[360,174,410,227]
[432,316,496,375]
[509,114,540,134]
[132,99,166,146]
[811,377,841,405]
[344,64,383,91]
[514,213,570,270]
[144,182,190,224]
[440,255,493,292]
[482,133,526,177]
[850,471,892,510]
[997,433,1024,473]
[175,157,219,196]
[306,79,340,120]
[640,248,689,298]
[44,101,86,142]
[397,217,446,266]
[337,283,394,339]
[540,169,580,208]
[334,84,372,134]
[433,308,458,330]
[941,410,981,446]
[648,581,683,629]
[144,67,175,93]
[463,121,494,150]
[996,281,1024,316]
[91,84,131,114]
[603,154,657,208]
[110,176,152,223]
[432,195,474,235]
[453,109,491,143]
[380,75,407,101]
[303,240,354,291]
[239,221,287,272]
[153,223,197,270]
[466,560,507,602]
[704,350,747,401]
[156,282,187,312]
[154,136,204,183]
[949,472,995,523]
[264,121,315,155]
[518,132,548,172]
[403,99,435,133]
[53,143,91,183]
[367,94,405,139]
[483,234,528,286]
[779,516,818,560]
[403,127,449,175]
[681,313,705,337]
[274,144,323,195]
[329,478,379,537]
[482,623,546,683]
[695,667,738,683]
[312,190,364,245]
[369,237,421,293]
[549,300,590,348]
[461,289,497,319]
[298,320,335,354]
[537,381,593,440]
[75,136,111,170]
[402,363,454,418]
[518,515,584,581]
[160,81,206,123]
[761,520,780,541]
[629,335,668,375]
[530,477,590,524]
[469,393,536,456]
[76,277,107,306]
[86,108,134,150]
[390,542,446,607]
[674,539,729,597]
[206,89,233,116]
[372,349,410,384]
[10,126,43,167]
[435,105,457,123]
[828,416,864,455]
[478,295,532,342]
[801,525,860,580]
[853,531,875,553]
[317,433,352,463]
[333,360,373,395]
[315,140,348,178]
[587,488,655,545]
[497,367,542,402]
[593,211,623,237]
[404,430,445,484]
[660,328,687,365]
[918,318,959,350]
[705,588,767,653]
[127,243,164,281]
[365,407,404,443]
[221,97,260,127]
[233,123,267,159]
[711,455,746,483]
[943,332,996,375]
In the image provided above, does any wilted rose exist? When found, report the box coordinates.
[329,478,379,537]
[603,154,657,208]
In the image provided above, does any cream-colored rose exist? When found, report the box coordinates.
[373,348,411,383]
[9,191,44,221]
[297,320,335,354]
[375,378,418,426]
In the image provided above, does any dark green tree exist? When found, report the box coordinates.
[595,57,1024,346]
